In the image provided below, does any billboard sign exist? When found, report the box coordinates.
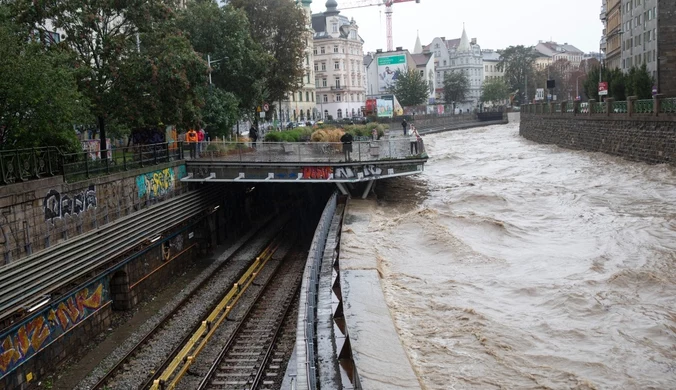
[598,82,609,96]
[376,98,393,118]
[377,54,407,92]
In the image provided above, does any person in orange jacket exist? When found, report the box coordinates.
[186,129,198,143]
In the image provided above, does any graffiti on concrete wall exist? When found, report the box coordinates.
[302,167,332,180]
[43,185,97,222]
[136,166,187,199]
[334,165,383,179]
[0,282,109,378]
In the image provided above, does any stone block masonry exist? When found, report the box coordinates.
[658,0,676,96]
[0,162,188,264]
[520,114,676,165]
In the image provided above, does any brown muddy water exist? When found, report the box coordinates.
[366,122,676,389]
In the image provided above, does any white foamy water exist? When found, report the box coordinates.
[364,122,676,389]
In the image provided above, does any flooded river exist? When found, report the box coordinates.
[368,121,676,389]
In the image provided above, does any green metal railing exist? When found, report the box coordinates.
[592,102,605,114]
[635,99,654,114]
[612,100,628,113]
[661,98,676,114]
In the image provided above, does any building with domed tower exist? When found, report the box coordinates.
[311,0,368,120]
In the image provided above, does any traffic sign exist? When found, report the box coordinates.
[652,86,658,96]
[598,82,609,96]
[535,88,545,101]
[263,103,270,112]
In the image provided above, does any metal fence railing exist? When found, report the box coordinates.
[0,143,183,185]
[187,138,426,164]
[1,136,428,186]
[62,143,182,182]
[0,147,62,185]
[523,95,676,117]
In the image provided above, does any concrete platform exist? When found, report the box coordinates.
[339,199,421,389]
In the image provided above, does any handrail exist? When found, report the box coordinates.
[521,95,676,117]
[0,142,183,185]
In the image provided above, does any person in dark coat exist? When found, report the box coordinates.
[340,132,354,161]
[401,119,408,135]
[249,125,258,149]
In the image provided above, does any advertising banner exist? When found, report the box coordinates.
[376,98,394,118]
[377,54,407,92]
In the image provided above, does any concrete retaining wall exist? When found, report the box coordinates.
[0,162,188,264]
[520,113,676,164]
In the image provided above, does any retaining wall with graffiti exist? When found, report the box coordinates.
[0,280,110,381]
[0,162,188,265]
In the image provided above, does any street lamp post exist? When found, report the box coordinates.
[576,74,585,100]
[207,54,227,85]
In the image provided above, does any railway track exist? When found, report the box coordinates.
[195,248,306,390]
[0,187,222,325]
[91,217,289,390]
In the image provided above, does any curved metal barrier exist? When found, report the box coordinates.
[296,191,338,390]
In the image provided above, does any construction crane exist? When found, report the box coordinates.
[338,0,420,52]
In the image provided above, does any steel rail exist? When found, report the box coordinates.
[91,221,282,390]
[0,189,221,323]
[196,251,303,390]
[149,236,285,390]
[195,256,287,389]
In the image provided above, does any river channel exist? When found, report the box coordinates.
[367,121,676,389]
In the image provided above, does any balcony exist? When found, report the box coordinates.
[330,86,344,91]
[600,4,607,20]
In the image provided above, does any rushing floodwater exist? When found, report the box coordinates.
[368,121,676,389]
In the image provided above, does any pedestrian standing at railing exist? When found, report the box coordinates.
[186,129,198,158]
[409,125,421,155]
[197,128,205,154]
[341,132,353,161]
[249,125,258,149]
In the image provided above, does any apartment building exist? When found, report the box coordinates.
[311,0,367,120]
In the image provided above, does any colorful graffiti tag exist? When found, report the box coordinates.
[43,185,97,222]
[136,166,187,199]
[302,167,332,180]
[0,282,109,378]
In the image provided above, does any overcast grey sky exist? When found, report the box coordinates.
[310,0,604,54]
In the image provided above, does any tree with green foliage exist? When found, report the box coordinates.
[113,29,208,131]
[497,45,538,105]
[584,64,653,101]
[627,63,653,99]
[480,78,510,106]
[0,5,86,151]
[442,71,470,105]
[16,0,208,154]
[388,68,429,107]
[177,0,268,132]
[228,0,308,110]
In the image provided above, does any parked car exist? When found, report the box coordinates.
[296,122,307,127]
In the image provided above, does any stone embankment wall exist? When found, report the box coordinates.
[520,113,676,165]
[413,113,480,129]
[0,162,188,264]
